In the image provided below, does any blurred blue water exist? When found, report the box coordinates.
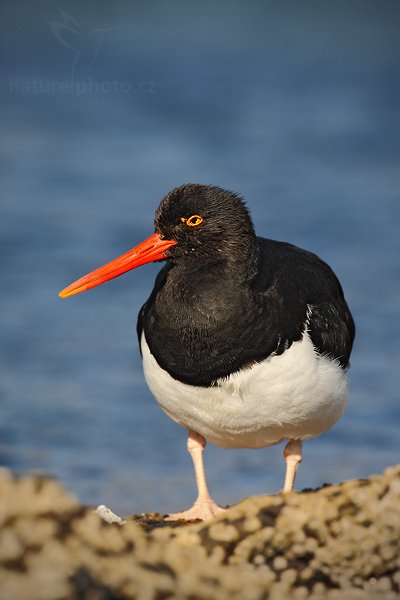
[1,1,399,515]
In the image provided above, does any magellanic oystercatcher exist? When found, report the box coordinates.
[59,184,355,521]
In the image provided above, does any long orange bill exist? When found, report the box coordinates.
[59,232,176,298]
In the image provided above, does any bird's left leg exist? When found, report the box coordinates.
[166,430,227,521]
[282,439,302,492]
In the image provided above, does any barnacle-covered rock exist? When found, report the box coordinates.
[0,465,399,599]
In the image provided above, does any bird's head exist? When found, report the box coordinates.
[59,183,257,298]
[155,184,256,262]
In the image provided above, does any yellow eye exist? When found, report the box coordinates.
[180,215,204,227]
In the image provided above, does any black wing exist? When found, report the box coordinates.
[256,238,355,369]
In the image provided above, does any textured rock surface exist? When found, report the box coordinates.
[0,465,399,599]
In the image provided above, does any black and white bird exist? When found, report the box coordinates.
[60,184,355,521]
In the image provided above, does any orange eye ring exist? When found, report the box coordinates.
[180,215,204,227]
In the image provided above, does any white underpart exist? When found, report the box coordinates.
[141,332,348,449]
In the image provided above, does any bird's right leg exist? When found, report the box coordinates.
[166,430,226,521]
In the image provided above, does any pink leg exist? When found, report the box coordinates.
[166,430,226,521]
[283,439,303,492]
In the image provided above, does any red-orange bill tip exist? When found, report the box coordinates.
[58,232,176,298]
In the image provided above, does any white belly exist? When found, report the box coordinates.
[141,332,348,449]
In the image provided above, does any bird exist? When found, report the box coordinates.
[59,183,355,521]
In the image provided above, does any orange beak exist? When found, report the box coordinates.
[59,232,176,298]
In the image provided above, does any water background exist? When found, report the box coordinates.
[1,1,399,515]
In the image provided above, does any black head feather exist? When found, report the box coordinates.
[154,184,258,275]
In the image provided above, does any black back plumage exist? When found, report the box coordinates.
[137,184,355,387]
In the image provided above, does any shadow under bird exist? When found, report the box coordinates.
[59,184,355,521]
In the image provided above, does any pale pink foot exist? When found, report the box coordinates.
[166,499,226,521]
[166,430,226,522]
[283,439,303,492]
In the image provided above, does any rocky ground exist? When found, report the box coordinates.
[0,465,399,600]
